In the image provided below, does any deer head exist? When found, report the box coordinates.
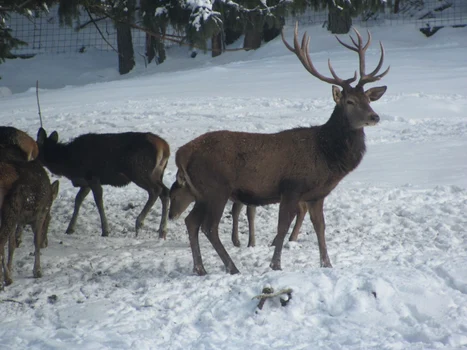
[282,23,390,129]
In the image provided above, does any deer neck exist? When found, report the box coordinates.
[318,105,367,174]
[40,143,70,177]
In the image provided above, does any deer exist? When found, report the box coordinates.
[0,126,39,161]
[169,23,389,275]
[230,201,308,247]
[0,146,59,288]
[169,183,307,248]
[36,128,170,238]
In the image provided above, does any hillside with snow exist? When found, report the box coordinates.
[1,23,467,349]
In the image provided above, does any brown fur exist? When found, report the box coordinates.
[0,157,59,288]
[36,128,171,238]
[170,25,389,276]
[0,127,38,161]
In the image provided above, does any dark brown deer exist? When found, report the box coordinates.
[0,147,59,288]
[169,23,389,275]
[36,128,170,238]
[0,126,39,161]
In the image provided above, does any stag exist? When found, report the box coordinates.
[36,128,170,238]
[0,146,59,287]
[170,23,389,275]
[0,126,39,161]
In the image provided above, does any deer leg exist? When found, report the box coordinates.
[231,201,243,247]
[246,205,256,247]
[135,187,157,236]
[308,199,332,268]
[157,183,170,239]
[66,186,91,234]
[185,202,207,276]
[0,211,16,287]
[89,180,110,237]
[32,217,46,278]
[289,201,307,242]
[15,224,24,248]
[204,200,239,275]
[270,197,300,271]
[7,229,16,274]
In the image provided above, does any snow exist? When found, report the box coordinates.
[1,23,467,349]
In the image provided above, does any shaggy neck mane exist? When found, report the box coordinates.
[318,104,366,174]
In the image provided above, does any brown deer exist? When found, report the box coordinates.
[36,128,170,238]
[169,23,389,275]
[0,146,59,288]
[0,126,39,161]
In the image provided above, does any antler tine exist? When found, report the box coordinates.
[356,40,390,87]
[281,22,354,88]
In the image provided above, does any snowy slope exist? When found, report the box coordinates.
[0,23,466,349]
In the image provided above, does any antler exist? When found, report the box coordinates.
[335,28,390,88]
[281,22,357,89]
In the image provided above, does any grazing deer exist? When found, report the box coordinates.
[36,128,170,238]
[169,184,306,248]
[230,201,308,247]
[0,147,59,287]
[169,24,389,275]
[0,126,39,161]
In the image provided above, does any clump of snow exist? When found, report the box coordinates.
[0,23,466,349]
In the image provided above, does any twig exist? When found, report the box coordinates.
[36,80,43,128]
[86,5,255,52]
[77,15,109,30]
[0,298,24,305]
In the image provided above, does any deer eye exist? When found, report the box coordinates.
[347,100,355,105]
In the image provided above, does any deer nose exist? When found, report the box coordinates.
[370,114,380,123]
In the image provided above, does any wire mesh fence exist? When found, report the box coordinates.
[8,0,467,57]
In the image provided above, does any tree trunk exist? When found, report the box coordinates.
[327,4,352,34]
[116,22,135,75]
[243,23,263,51]
[211,32,222,57]
[394,0,401,14]
[145,33,156,64]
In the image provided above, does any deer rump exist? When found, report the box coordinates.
[49,132,166,187]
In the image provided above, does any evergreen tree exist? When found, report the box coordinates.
[0,0,56,67]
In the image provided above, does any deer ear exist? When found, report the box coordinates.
[365,86,387,102]
[51,180,59,201]
[332,85,342,103]
[50,131,59,143]
[37,128,46,144]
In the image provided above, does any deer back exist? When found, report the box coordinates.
[0,126,39,161]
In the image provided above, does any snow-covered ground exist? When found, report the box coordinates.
[1,23,467,349]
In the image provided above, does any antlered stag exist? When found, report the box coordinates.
[0,146,59,287]
[170,24,389,275]
[36,128,170,238]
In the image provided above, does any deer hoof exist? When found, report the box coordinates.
[232,239,240,248]
[270,261,282,271]
[65,228,74,235]
[101,231,109,237]
[158,229,167,240]
[4,277,13,286]
[33,269,43,278]
[193,265,207,276]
